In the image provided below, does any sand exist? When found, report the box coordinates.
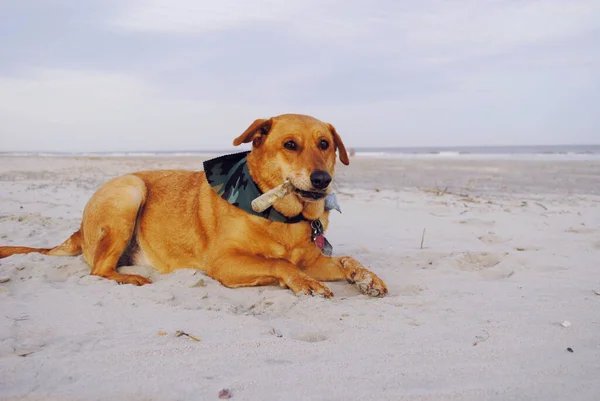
[1,155,599,401]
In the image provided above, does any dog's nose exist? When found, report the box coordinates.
[310,170,332,190]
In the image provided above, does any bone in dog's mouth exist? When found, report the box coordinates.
[295,188,327,200]
[251,181,327,212]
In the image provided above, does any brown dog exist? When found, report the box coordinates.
[0,114,387,297]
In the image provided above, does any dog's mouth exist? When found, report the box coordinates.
[295,188,327,201]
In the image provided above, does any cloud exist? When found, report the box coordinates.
[2,62,597,152]
[0,0,598,151]
[112,0,311,34]
[0,69,272,152]
[113,0,600,52]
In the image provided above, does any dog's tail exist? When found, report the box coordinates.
[0,230,83,259]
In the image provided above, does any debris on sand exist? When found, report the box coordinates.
[269,328,283,338]
[175,330,201,342]
[191,279,207,287]
[473,329,490,346]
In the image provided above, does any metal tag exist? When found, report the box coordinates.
[311,220,324,241]
[311,220,333,256]
[321,236,333,256]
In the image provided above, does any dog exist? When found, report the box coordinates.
[0,114,387,297]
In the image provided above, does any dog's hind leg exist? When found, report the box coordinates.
[82,175,151,286]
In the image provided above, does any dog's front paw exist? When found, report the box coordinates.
[353,271,387,297]
[286,275,334,298]
[340,257,388,297]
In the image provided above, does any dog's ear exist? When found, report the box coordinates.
[327,123,350,165]
[233,118,273,147]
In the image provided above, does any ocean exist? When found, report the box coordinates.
[2,144,600,160]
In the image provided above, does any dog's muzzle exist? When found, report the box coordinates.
[294,170,331,200]
[295,188,327,200]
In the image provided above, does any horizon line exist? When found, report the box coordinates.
[2,143,600,154]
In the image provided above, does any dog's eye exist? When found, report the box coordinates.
[284,141,297,151]
[319,140,329,150]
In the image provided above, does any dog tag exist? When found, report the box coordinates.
[314,234,333,256]
[321,236,333,256]
[315,234,325,249]
[311,220,333,256]
[311,220,324,242]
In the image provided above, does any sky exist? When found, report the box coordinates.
[0,0,599,152]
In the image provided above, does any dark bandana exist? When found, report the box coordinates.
[203,151,341,255]
[203,151,306,223]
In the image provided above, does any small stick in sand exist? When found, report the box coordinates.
[473,329,490,346]
[420,228,426,249]
[534,202,548,211]
[251,181,295,213]
[175,330,201,342]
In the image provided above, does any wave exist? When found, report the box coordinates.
[3,145,599,161]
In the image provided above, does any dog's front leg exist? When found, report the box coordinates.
[303,255,388,297]
[208,252,334,297]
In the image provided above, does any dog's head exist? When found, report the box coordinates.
[233,114,349,220]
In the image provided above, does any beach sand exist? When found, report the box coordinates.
[1,155,599,401]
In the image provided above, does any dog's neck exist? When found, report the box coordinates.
[203,151,328,223]
[246,152,327,221]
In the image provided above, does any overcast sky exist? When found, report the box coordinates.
[1,0,599,152]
